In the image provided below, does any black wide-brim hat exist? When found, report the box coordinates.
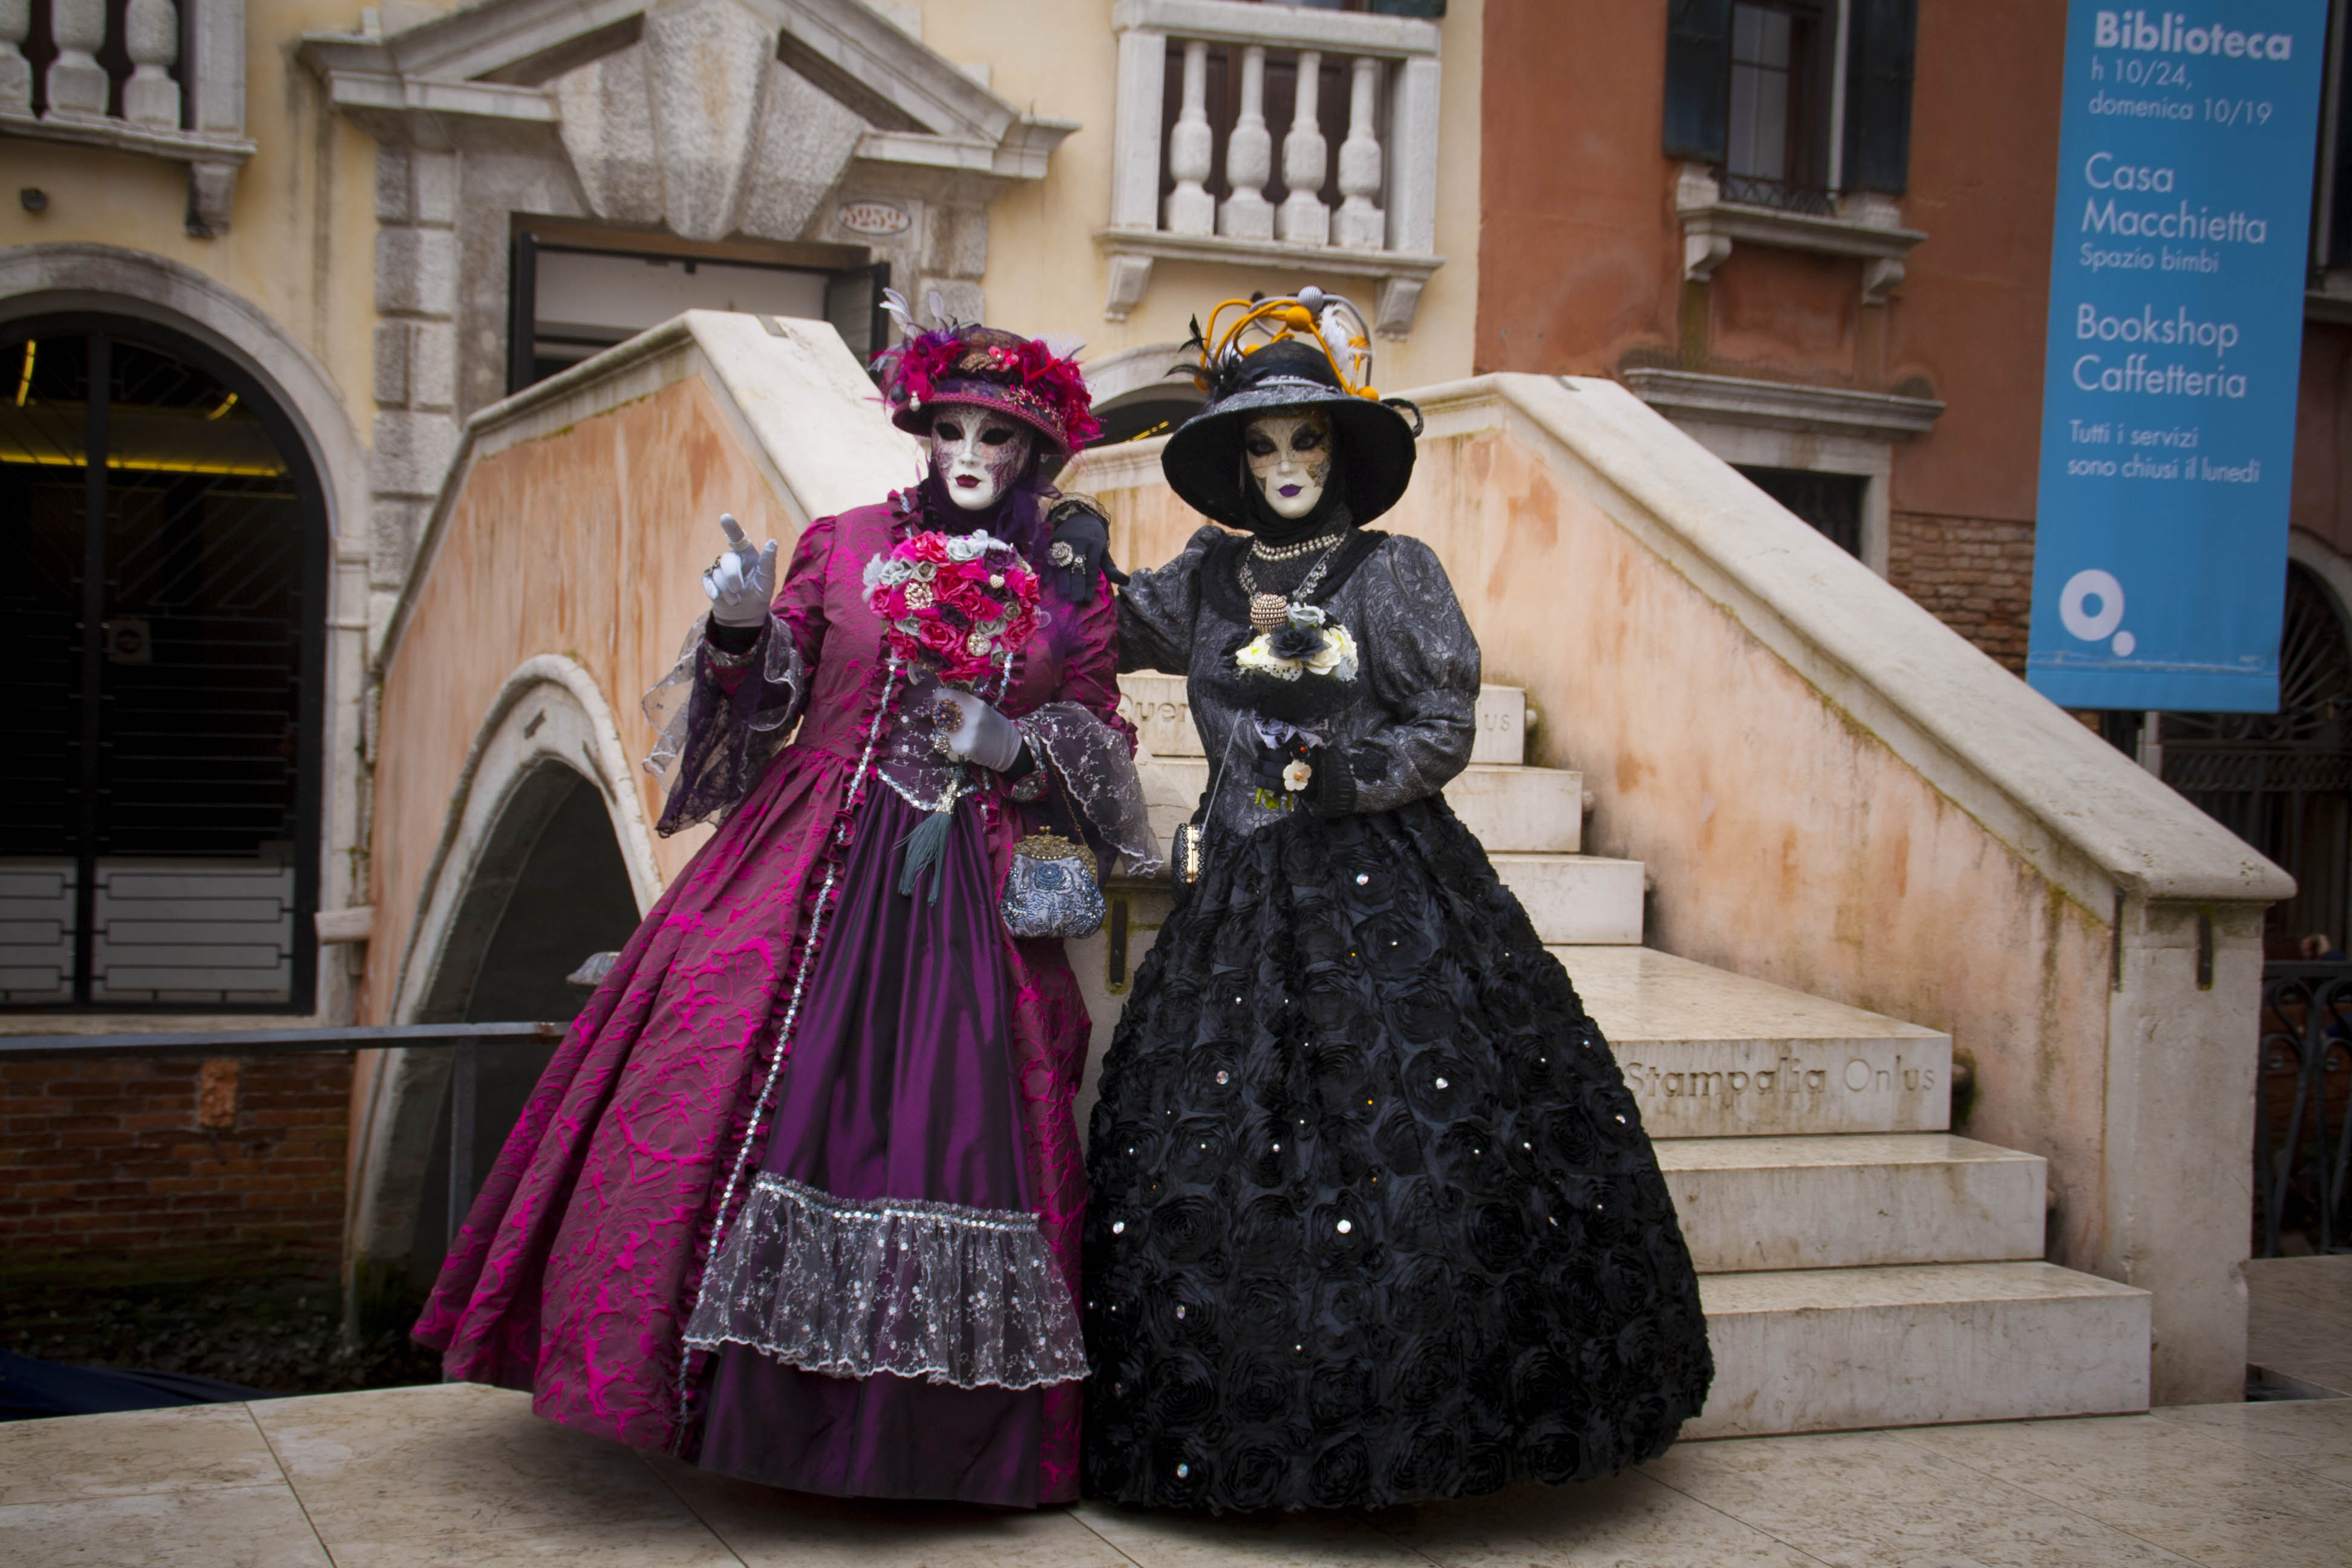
[1161,339,1419,529]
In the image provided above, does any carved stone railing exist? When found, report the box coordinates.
[1100,0,1444,337]
[2256,961,2352,1257]
[0,0,252,234]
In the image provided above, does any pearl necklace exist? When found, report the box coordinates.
[1249,529,1346,563]
[1238,535,1347,632]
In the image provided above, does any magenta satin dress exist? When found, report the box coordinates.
[414,495,1129,1505]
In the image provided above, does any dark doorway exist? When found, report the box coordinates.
[0,318,327,1010]
[1737,464,1865,557]
[2161,565,2352,958]
[408,771,642,1287]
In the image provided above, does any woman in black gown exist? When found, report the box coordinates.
[1080,293,1713,1512]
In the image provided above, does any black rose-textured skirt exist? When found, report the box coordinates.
[1080,795,1713,1512]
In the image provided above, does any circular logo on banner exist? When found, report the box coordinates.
[2060,568,2135,656]
[837,201,912,237]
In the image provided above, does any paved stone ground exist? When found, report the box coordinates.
[5,1259,2347,1567]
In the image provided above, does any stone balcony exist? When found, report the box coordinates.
[1097,0,1445,335]
[0,0,254,234]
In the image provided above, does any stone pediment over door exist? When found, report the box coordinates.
[301,0,1075,244]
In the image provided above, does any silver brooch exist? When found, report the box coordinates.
[1049,540,1079,568]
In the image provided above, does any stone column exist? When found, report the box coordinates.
[45,0,109,119]
[1277,50,1327,246]
[1333,56,1385,250]
[1218,45,1273,241]
[1163,39,1214,236]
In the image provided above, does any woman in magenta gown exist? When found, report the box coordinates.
[414,313,1154,1507]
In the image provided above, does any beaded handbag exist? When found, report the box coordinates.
[1001,830,1106,939]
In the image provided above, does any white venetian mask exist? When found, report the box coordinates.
[1243,410,1334,521]
[930,410,1034,512]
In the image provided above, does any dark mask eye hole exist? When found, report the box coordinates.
[980,425,1019,448]
[1290,427,1325,452]
[934,418,965,442]
[1244,433,1277,458]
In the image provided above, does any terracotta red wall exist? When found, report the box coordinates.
[1474,0,1679,376]
[0,1054,350,1282]
[1477,0,2068,520]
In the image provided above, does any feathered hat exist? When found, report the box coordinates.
[872,290,1101,456]
[1160,287,1422,528]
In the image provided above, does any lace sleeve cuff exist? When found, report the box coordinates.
[1019,702,1164,877]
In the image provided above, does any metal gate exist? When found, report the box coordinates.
[0,318,325,1010]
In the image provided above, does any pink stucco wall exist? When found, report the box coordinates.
[363,371,795,1025]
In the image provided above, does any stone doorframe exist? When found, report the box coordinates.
[299,0,1077,631]
[342,653,659,1330]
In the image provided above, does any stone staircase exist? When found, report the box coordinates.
[1073,676,2153,1440]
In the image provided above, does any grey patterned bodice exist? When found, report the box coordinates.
[1117,524,1482,839]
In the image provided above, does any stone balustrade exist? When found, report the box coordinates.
[1100,0,1445,336]
[0,0,252,235]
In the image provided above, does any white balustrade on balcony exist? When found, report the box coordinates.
[1217,44,1272,241]
[45,0,107,117]
[123,0,183,129]
[1103,0,1445,338]
[1276,47,1327,246]
[0,0,33,115]
[0,0,252,235]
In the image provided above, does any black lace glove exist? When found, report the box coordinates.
[1045,498,1123,604]
[705,618,761,656]
[1246,734,1359,815]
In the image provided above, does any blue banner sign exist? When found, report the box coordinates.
[2027,4,2326,711]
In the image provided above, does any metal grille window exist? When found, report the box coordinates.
[1736,464,1864,557]
[0,319,324,1010]
[2163,566,2352,956]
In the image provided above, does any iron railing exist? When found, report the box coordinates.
[0,1022,563,1247]
[1716,172,1840,216]
[2256,962,2352,1256]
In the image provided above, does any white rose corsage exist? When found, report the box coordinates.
[1233,604,1359,683]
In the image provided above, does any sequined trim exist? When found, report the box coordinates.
[682,1174,1088,1391]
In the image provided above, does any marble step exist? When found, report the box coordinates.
[1119,674,1532,765]
[1656,1134,2047,1273]
[1494,854,1645,944]
[1134,757,1584,854]
[1691,1262,2151,1439]
[1552,945,1952,1137]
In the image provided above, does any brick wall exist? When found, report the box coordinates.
[1889,511,2037,675]
[0,1053,351,1282]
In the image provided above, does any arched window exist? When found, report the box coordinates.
[0,318,328,1010]
[2162,564,2352,957]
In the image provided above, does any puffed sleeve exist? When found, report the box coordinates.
[1116,523,1225,675]
[1319,535,1481,817]
[642,516,834,833]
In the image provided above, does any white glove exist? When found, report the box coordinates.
[703,513,779,629]
[939,689,1024,773]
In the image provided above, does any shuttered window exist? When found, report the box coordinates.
[1665,0,1916,202]
[1843,0,1918,195]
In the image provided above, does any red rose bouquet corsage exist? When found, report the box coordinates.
[863,529,1042,687]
